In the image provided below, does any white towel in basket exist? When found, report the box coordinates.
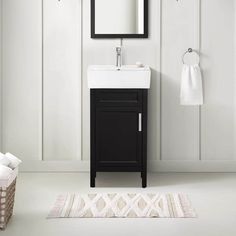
[0,153,21,188]
[0,153,10,166]
[5,153,22,169]
[0,166,18,188]
[0,165,13,180]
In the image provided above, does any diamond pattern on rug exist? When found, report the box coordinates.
[48,193,197,218]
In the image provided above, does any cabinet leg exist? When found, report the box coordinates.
[141,172,147,188]
[90,172,96,188]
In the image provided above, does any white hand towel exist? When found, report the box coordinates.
[180,64,203,105]
[0,164,13,180]
[5,153,22,169]
[0,152,10,166]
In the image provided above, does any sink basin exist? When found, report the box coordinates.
[87,65,151,89]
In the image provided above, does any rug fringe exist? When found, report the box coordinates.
[178,194,197,218]
[48,194,67,218]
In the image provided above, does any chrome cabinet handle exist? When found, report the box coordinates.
[138,113,142,132]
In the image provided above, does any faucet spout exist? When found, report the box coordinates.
[116,47,122,69]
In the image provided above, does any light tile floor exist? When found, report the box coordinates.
[2,172,236,236]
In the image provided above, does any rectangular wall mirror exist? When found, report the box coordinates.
[91,0,148,38]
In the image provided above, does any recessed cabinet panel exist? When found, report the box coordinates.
[43,0,81,160]
[95,89,142,107]
[96,109,141,166]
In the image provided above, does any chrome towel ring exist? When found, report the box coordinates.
[182,48,200,65]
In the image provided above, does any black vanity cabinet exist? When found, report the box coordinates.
[90,89,148,188]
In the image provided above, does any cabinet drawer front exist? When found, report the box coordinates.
[94,89,142,107]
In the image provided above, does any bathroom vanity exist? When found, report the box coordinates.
[89,0,149,187]
[88,65,151,188]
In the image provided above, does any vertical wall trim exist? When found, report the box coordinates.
[80,0,83,161]
[234,0,236,160]
[199,0,202,161]
[195,0,202,161]
[159,0,162,161]
[194,0,201,161]
[0,0,2,152]
[41,0,44,161]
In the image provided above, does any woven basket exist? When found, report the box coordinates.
[0,178,17,230]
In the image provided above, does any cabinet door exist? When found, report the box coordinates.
[95,107,142,169]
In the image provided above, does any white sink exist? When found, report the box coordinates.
[87,65,151,89]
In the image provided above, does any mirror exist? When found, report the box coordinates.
[91,0,148,38]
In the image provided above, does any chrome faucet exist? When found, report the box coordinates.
[116,47,122,69]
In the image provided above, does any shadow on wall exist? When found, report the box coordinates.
[94,172,229,188]
[147,68,161,161]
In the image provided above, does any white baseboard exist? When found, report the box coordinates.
[20,160,90,172]
[20,160,236,173]
[148,160,236,172]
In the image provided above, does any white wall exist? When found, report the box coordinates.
[2,0,42,161]
[0,0,2,152]
[201,0,235,161]
[161,0,200,161]
[1,0,236,172]
[43,0,82,161]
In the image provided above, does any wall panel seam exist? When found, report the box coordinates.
[81,0,83,161]
[0,0,2,151]
[159,0,162,161]
[194,0,202,162]
[198,0,202,161]
[41,0,44,161]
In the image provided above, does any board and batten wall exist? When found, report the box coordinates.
[0,0,236,172]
